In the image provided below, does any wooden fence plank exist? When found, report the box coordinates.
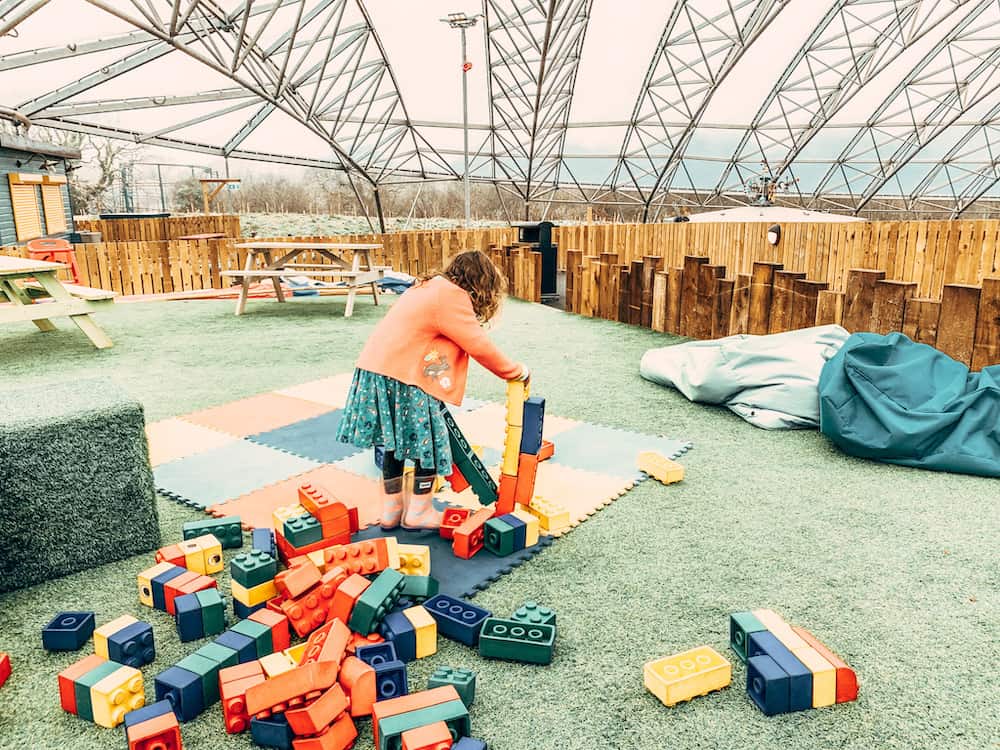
[694,264,725,339]
[816,290,844,326]
[652,270,668,332]
[937,284,981,365]
[769,270,806,334]
[842,269,886,332]
[791,279,828,331]
[666,267,684,334]
[971,277,1000,371]
[870,280,917,335]
[712,278,735,339]
[641,255,663,327]
[679,256,710,336]
[729,273,751,334]
[629,260,644,325]
[748,261,782,335]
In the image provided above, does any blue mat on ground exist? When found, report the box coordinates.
[354,526,555,600]
[249,409,365,464]
[547,422,693,481]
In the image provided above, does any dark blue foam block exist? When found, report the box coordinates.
[373,659,408,701]
[378,612,416,663]
[248,410,364,463]
[353,525,553,600]
[747,654,790,716]
[547,422,692,481]
[747,631,812,712]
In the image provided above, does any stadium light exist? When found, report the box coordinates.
[441,11,483,227]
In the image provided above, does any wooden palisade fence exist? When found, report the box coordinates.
[75,214,242,242]
[565,250,1000,370]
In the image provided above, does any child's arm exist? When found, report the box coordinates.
[437,284,524,380]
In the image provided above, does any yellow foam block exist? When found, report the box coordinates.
[180,533,223,575]
[402,605,437,659]
[306,549,327,572]
[506,379,529,419]
[527,496,570,532]
[511,506,540,547]
[792,647,837,707]
[637,451,684,485]
[769,623,808,652]
[94,615,139,659]
[272,504,307,530]
[137,562,176,607]
[643,645,731,707]
[231,578,278,607]
[283,643,307,664]
[91,665,144,728]
[395,544,431,576]
[383,536,401,570]
[502,425,523,475]
[260,651,297,678]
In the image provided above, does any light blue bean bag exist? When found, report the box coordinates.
[819,332,1000,477]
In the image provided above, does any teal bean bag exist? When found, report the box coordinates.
[818,332,1000,477]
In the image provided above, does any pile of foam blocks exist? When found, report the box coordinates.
[49,480,561,750]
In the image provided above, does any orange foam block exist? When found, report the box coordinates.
[791,626,859,703]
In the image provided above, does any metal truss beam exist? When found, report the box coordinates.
[611,0,786,219]
[484,0,592,206]
[808,0,1000,212]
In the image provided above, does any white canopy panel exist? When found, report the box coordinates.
[2,0,1000,217]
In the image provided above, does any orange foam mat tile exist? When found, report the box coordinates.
[452,403,507,450]
[275,374,355,409]
[530,461,636,537]
[181,393,335,438]
[145,418,236,466]
[207,464,382,531]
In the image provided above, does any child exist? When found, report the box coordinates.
[337,250,529,530]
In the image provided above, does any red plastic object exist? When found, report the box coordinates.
[401,721,453,750]
[452,506,493,559]
[791,626,859,703]
[439,508,471,541]
[513,453,539,506]
[58,654,105,714]
[0,652,9,689]
[372,686,460,748]
[275,532,341,566]
[300,619,350,667]
[285,683,350,736]
[155,543,185,568]
[220,673,266,733]
[27,238,81,285]
[281,584,338,638]
[538,440,554,461]
[248,609,291,652]
[346,632,384,655]
[496,474,517,515]
[337,656,376,717]
[245,662,339,717]
[276,562,323,600]
[291,712,357,750]
[126,712,182,750]
[329,574,371,625]
[322,539,393,576]
[445,464,470,493]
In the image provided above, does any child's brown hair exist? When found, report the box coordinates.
[425,250,507,322]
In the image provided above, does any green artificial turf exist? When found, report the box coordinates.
[0,295,997,749]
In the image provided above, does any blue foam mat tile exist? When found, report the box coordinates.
[330,449,383,480]
[547,422,692,481]
[248,410,365,464]
[353,525,554,600]
[154,440,321,510]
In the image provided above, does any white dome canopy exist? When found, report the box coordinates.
[3,0,1000,219]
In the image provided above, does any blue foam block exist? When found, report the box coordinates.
[747,654,791,716]
[423,594,491,646]
[373,659,408,702]
[234,599,266,619]
[41,611,95,651]
[123,699,174,729]
[252,528,276,558]
[215,629,258,663]
[151,566,186,611]
[251,713,294,749]
[747,631,812,712]
[519,397,545,455]
[356,641,398,668]
[497,513,527,550]
[107,620,155,666]
[453,739,488,750]
[154,665,204,722]
[174,593,205,642]
[378,612,416,663]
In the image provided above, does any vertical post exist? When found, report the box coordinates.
[461,26,471,228]
[157,164,166,211]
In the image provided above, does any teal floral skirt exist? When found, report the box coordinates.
[337,369,453,475]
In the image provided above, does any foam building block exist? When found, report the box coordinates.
[183,515,243,549]
[791,646,837,708]
[124,701,180,750]
[637,450,685,484]
[746,654,789,716]
[107,620,156,668]
[453,739,487,750]
[427,666,476,707]
[520,397,545,455]
[0,381,161,594]
[378,612,417,663]
[251,713,294,749]
[373,659,408,702]
[252,528,277,558]
[423,595,491,646]
[349,568,405,635]
[511,601,555,627]
[356,642,398,668]
[339,656,377,717]
[643,646,731,707]
[91,664,146,728]
[371,686,465,750]
[483,517,516,556]
[42,611,95,651]
[525,496,570,532]
[396,544,431,576]
[402,605,437,659]
[478,617,555,664]
[400,575,439,602]
[0,652,9,689]
[154,665,205,722]
[791,626,860,703]
[400,721,452,750]
[729,611,767,663]
[58,654,105,714]
[746,631,812,713]
[179,534,222,575]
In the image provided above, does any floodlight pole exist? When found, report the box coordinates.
[442,12,481,228]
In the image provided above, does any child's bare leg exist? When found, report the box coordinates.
[402,462,443,530]
[381,450,405,530]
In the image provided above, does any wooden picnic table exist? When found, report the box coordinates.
[0,255,116,348]
[223,241,386,317]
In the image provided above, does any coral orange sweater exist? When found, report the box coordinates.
[356,275,521,405]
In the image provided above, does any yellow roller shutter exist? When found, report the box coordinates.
[41,184,67,234]
[9,177,42,241]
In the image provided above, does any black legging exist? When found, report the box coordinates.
[382,450,435,494]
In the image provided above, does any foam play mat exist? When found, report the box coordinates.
[148,375,692,596]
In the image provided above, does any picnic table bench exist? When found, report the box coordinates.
[222,241,386,317]
[0,255,116,348]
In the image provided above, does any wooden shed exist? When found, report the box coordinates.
[0,132,81,245]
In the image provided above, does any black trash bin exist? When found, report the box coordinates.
[511,221,558,300]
